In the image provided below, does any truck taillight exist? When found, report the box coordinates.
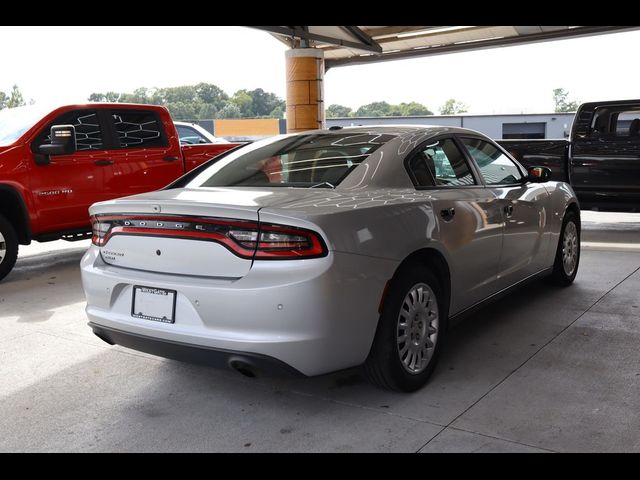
[90,215,327,259]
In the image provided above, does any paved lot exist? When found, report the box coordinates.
[1,212,639,452]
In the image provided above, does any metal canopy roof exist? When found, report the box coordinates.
[252,26,640,70]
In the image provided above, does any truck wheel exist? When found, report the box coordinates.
[0,214,19,282]
[549,210,580,286]
[363,265,448,392]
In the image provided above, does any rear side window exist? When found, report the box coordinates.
[614,110,640,137]
[32,110,104,151]
[408,138,476,187]
[460,137,524,185]
[110,110,167,149]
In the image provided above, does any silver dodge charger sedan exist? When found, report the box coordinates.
[81,126,580,392]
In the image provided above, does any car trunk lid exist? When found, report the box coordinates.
[90,189,264,278]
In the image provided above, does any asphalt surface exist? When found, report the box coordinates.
[1,211,639,452]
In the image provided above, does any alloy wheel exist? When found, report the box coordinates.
[397,283,439,374]
[562,221,579,277]
[0,231,6,265]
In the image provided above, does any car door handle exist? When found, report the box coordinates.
[504,205,514,217]
[94,159,114,166]
[440,207,455,221]
[163,156,180,162]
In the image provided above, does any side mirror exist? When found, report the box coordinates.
[38,124,77,157]
[527,166,552,182]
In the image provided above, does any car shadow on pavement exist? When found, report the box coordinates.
[0,248,88,323]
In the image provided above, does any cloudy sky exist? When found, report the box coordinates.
[2,26,639,114]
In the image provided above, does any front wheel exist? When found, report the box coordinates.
[550,210,580,286]
[0,214,19,282]
[364,266,448,392]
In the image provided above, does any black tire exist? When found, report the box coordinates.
[363,265,448,392]
[549,210,580,286]
[0,214,19,282]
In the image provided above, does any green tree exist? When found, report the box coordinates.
[553,88,579,113]
[88,91,121,102]
[326,104,352,118]
[230,89,254,117]
[0,91,8,110]
[160,85,198,104]
[6,85,26,108]
[217,103,242,119]
[398,102,433,116]
[439,99,468,115]
[84,83,285,120]
[269,105,285,119]
[247,88,285,117]
[356,101,393,117]
[198,103,218,120]
[195,82,228,111]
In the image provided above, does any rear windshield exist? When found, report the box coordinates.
[184,132,395,189]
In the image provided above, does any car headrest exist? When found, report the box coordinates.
[629,118,640,137]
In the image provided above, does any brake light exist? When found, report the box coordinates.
[229,223,326,259]
[91,216,111,247]
[90,215,327,259]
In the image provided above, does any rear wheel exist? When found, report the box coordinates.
[0,214,18,282]
[364,266,448,392]
[550,210,580,286]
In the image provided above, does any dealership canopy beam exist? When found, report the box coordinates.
[253,25,640,70]
[252,26,382,54]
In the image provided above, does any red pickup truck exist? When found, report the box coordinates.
[0,103,241,281]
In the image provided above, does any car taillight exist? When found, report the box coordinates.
[91,216,111,247]
[90,215,327,259]
[230,223,326,259]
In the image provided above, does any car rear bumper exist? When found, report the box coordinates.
[89,322,304,377]
[81,246,398,376]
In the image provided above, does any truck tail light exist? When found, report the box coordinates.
[90,215,327,259]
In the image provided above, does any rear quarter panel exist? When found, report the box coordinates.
[542,181,580,265]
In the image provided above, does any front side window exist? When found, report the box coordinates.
[110,110,167,149]
[185,132,395,189]
[460,137,524,185]
[407,138,476,187]
[32,110,104,151]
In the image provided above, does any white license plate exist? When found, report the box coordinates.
[131,286,176,324]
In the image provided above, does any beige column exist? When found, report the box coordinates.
[285,48,324,133]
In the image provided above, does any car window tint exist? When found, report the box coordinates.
[420,138,476,186]
[177,125,208,144]
[32,110,104,151]
[407,151,435,187]
[187,132,396,189]
[110,110,167,149]
[460,138,523,185]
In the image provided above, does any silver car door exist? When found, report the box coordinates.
[458,136,552,290]
[406,137,504,315]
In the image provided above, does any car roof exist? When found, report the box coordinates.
[316,124,485,138]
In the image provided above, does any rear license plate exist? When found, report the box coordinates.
[131,286,177,324]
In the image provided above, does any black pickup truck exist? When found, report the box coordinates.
[498,99,640,211]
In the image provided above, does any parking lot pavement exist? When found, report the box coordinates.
[1,213,639,452]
